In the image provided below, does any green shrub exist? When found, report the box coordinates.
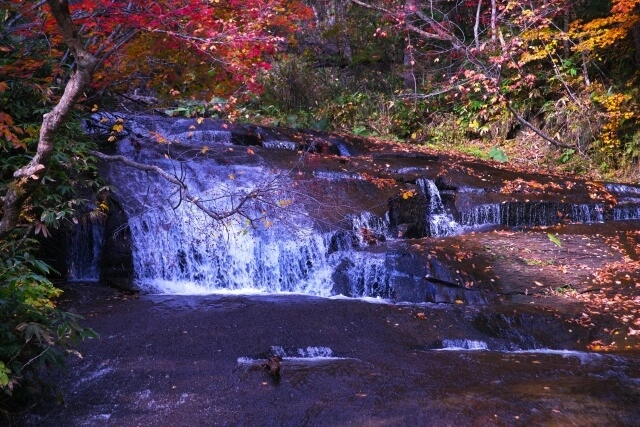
[0,239,97,416]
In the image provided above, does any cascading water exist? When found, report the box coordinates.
[614,207,640,220]
[67,219,104,282]
[416,178,462,236]
[86,114,640,300]
[128,203,334,295]
[459,202,604,227]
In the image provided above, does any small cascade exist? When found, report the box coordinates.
[416,179,462,237]
[312,171,364,181]
[571,204,604,223]
[347,211,390,246]
[331,251,391,298]
[261,139,300,150]
[605,183,640,196]
[459,202,604,228]
[128,204,334,295]
[170,130,233,144]
[343,252,390,298]
[439,339,489,351]
[67,219,104,282]
[614,207,640,220]
[459,204,501,227]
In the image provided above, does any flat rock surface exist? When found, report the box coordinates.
[20,282,640,426]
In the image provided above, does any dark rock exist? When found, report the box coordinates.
[99,198,135,291]
[331,258,356,297]
[260,355,282,384]
[390,275,425,303]
[388,189,428,238]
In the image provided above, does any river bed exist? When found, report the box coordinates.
[23,284,640,426]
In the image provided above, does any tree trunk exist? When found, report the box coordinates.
[474,0,482,50]
[491,0,496,42]
[0,0,98,239]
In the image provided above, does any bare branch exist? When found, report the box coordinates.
[88,150,266,222]
[505,103,574,149]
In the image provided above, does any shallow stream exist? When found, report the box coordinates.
[25,288,640,425]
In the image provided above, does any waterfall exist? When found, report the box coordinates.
[334,252,391,298]
[614,207,640,220]
[128,203,334,295]
[416,179,462,236]
[346,211,390,246]
[86,115,640,299]
[68,219,104,282]
[460,202,604,227]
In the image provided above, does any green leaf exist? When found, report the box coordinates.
[488,146,508,163]
[0,371,9,387]
[547,233,562,247]
[310,117,330,131]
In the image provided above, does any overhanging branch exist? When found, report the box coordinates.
[88,150,263,222]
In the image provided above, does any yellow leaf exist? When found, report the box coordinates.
[401,189,415,199]
[201,146,209,154]
[228,174,235,180]
[112,124,124,133]
[197,117,204,124]
[91,104,99,112]
[107,135,116,142]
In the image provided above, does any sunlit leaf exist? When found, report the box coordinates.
[548,233,562,247]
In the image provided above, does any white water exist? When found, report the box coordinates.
[459,202,604,227]
[436,340,617,363]
[439,339,489,351]
[116,172,615,295]
[416,179,462,236]
[614,207,640,220]
[237,346,353,364]
[129,203,334,295]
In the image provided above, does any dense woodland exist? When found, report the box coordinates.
[2,0,640,415]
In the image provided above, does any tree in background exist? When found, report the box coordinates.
[260,1,639,172]
[343,0,640,167]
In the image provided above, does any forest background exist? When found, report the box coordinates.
[2,0,640,416]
